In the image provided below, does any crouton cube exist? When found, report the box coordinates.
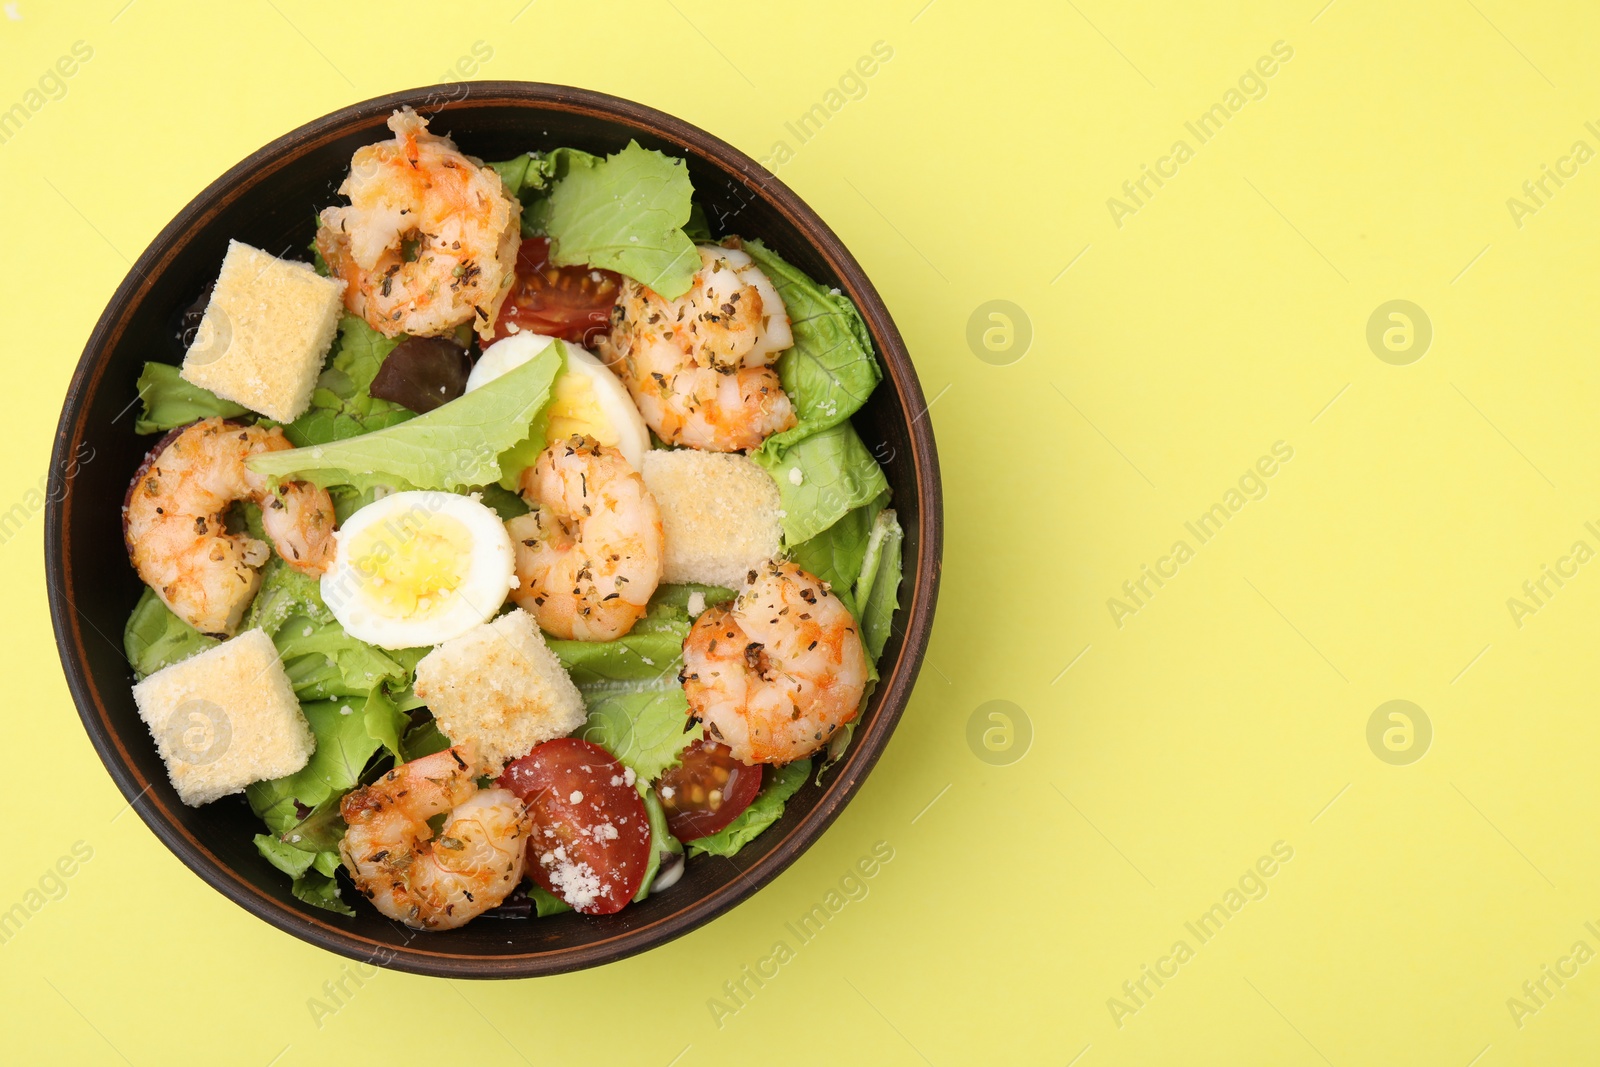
[131,628,314,806]
[180,240,345,422]
[641,449,783,588]
[413,609,586,775]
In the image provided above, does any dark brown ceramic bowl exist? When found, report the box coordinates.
[45,83,941,978]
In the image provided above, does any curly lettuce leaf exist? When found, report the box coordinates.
[123,587,219,677]
[133,362,248,435]
[753,421,888,545]
[538,141,699,299]
[689,759,811,858]
[282,315,415,447]
[247,342,562,492]
[745,239,881,456]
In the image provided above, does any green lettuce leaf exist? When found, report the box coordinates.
[634,786,682,901]
[402,717,453,760]
[540,141,699,299]
[549,627,688,689]
[476,481,531,520]
[752,421,889,545]
[745,239,881,456]
[684,201,713,243]
[548,583,733,688]
[240,554,328,636]
[243,557,421,706]
[855,508,903,663]
[580,688,702,784]
[123,587,219,677]
[689,758,811,858]
[282,315,415,447]
[494,341,565,489]
[247,341,562,492]
[492,147,600,224]
[786,492,888,617]
[253,834,352,916]
[528,883,572,917]
[805,508,902,786]
[246,695,396,838]
[551,585,734,783]
[133,362,248,435]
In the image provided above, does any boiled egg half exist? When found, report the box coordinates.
[321,490,515,649]
[467,333,650,471]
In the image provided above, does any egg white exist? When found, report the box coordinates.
[465,332,557,393]
[321,490,515,650]
[469,334,650,471]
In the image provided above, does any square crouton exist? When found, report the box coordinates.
[180,240,345,422]
[641,449,783,588]
[131,628,314,807]
[412,608,586,776]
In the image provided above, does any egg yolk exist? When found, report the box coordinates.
[348,512,474,620]
[545,370,617,447]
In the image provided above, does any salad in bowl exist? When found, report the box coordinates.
[112,105,905,933]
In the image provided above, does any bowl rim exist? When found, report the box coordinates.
[45,80,942,978]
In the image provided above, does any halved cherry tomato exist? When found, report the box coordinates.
[497,738,650,915]
[489,237,622,348]
[655,740,764,841]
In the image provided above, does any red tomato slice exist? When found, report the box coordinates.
[655,740,764,841]
[497,738,650,915]
[489,237,622,348]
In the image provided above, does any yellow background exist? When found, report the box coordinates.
[3,0,1598,1063]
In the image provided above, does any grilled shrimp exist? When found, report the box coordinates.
[681,560,868,764]
[315,107,521,342]
[339,746,530,931]
[123,418,335,636]
[598,243,797,452]
[506,435,664,642]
